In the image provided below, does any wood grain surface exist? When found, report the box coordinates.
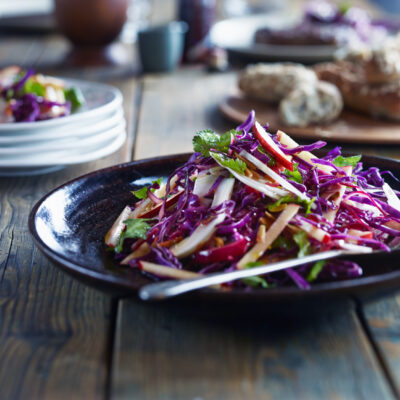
[1,0,400,399]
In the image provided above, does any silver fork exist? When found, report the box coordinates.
[139,249,351,301]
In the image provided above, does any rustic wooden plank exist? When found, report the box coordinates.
[110,299,393,400]
[360,296,400,398]
[134,68,235,158]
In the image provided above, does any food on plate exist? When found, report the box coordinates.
[314,61,400,121]
[337,34,400,85]
[0,65,84,123]
[280,81,343,126]
[238,63,317,103]
[255,1,389,48]
[106,111,400,290]
[238,63,343,126]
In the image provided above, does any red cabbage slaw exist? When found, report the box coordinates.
[106,111,400,290]
[0,66,84,123]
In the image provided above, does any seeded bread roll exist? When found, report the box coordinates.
[280,81,343,126]
[314,61,400,121]
[238,63,318,103]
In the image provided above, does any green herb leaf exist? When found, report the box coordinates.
[23,78,45,97]
[242,276,269,288]
[307,260,327,282]
[271,235,294,250]
[132,177,163,200]
[267,194,315,214]
[64,87,85,111]
[293,231,311,258]
[193,129,236,157]
[242,261,269,288]
[338,1,351,15]
[332,155,361,168]
[284,162,302,183]
[210,152,246,174]
[115,218,151,253]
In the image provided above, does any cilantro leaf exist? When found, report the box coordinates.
[293,231,311,258]
[23,78,45,97]
[283,163,302,183]
[307,260,327,282]
[332,155,361,168]
[64,87,85,111]
[271,235,294,250]
[267,194,315,214]
[338,1,351,14]
[115,218,151,253]
[132,178,162,200]
[242,276,269,288]
[210,152,246,174]
[242,261,269,288]
[193,129,236,157]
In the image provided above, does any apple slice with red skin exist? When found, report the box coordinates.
[193,237,250,264]
[253,121,293,171]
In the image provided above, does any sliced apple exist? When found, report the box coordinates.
[211,177,235,208]
[253,121,293,171]
[240,150,310,203]
[170,214,226,258]
[276,130,334,174]
[139,261,202,279]
[237,204,300,269]
[105,205,135,248]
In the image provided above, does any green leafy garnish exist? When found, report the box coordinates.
[64,87,85,111]
[115,218,151,253]
[242,276,269,288]
[283,163,302,183]
[333,155,361,168]
[267,194,315,214]
[132,177,163,200]
[193,129,236,157]
[293,231,311,258]
[307,260,327,282]
[23,78,45,97]
[210,152,246,174]
[271,235,294,250]
[243,261,269,288]
[338,1,351,15]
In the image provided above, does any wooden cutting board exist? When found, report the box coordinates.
[219,93,400,144]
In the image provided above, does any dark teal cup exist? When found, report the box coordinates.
[138,21,188,73]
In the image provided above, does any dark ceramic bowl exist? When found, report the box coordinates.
[54,0,129,46]
[29,153,400,305]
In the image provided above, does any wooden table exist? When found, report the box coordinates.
[2,3,400,400]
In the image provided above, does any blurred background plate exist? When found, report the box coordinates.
[220,93,400,144]
[0,120,125,154]
[0,127,126,168]
[0,78,122,133]
[0,108,124,145]
[210,13,336,63]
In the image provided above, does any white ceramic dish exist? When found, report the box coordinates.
[0,78,122,133]
[0,120,126,155]
[210,14,336,63]
[0,110,124,146]
[0,128,126,168]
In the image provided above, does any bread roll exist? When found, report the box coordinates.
[238,63,317,103]
[280,81,343,126]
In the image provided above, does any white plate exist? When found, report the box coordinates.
[210,13,336,63]
[0,128,126,167]
[0,109,124,145]
[0,120,126,155]
[0,78,122,133]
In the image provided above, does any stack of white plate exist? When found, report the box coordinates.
[0,78,126,176]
